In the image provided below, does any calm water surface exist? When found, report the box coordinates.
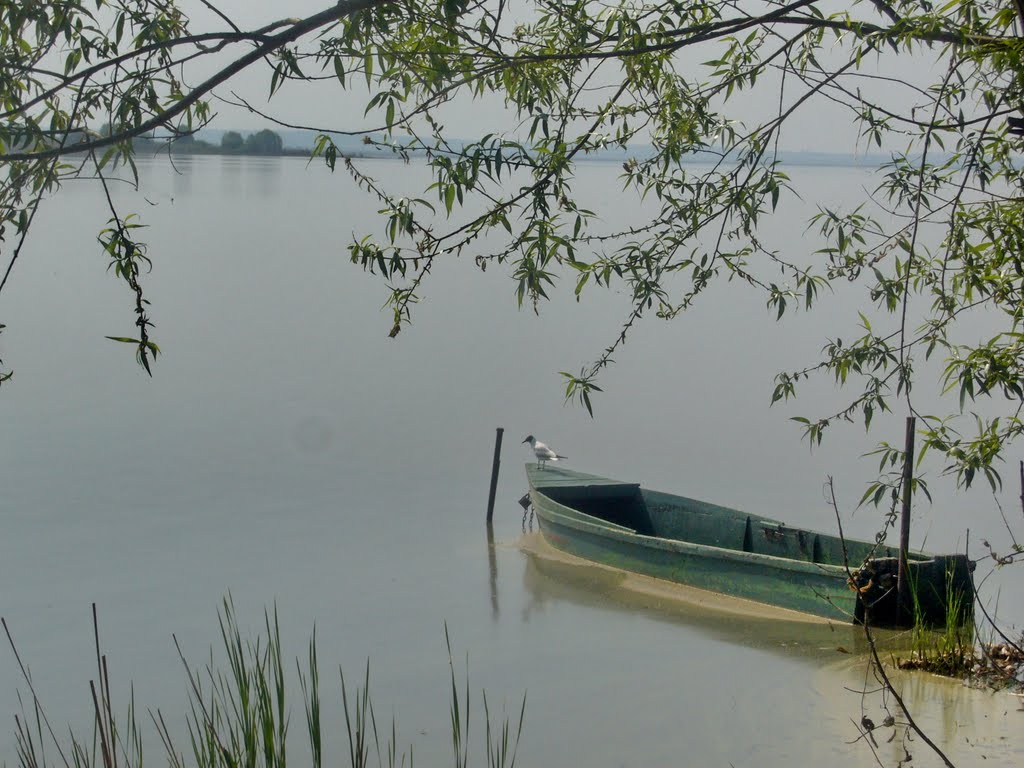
[1,156,1021,766]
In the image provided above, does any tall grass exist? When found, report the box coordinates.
[904,567,975,676]
[3,600,526,768]
[2,605,145,768]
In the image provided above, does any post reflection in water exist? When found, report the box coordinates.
[486,520,499,621]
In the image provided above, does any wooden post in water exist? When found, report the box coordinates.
[486,427,504,523]
[1019,460,1024,515]
[896,416,917,620]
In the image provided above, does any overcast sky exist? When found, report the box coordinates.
[178,1,949,154]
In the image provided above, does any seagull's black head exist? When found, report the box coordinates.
[522,435,534,444]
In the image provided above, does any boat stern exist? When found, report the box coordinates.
[853,554,974,628]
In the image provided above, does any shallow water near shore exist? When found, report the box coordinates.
[515,532,1023,766]
[1,154,1022,766]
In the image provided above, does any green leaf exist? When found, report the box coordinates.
[582,390,594,417]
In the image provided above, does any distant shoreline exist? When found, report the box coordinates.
[75,127,952,169]
[132,146,380,160]
[132,144,890,169]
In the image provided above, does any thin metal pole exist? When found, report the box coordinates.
[486,427,504,523]
[897,416,916,619]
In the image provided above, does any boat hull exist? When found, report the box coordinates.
[526,465,973,627]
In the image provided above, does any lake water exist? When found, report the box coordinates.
[1,155,1022,767]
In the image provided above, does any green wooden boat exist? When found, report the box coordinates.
[525,464,973,627]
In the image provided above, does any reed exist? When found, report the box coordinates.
[900,568,975,677]
[4,600,526,768]
[444,623,525,768]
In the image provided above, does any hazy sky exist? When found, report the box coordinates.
[179,1,948,154]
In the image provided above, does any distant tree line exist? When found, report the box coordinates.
[131,128,303,156]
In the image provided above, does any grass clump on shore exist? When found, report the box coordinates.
[894,569,1024,690]
[897,571,975,678]
[3,600,526,768]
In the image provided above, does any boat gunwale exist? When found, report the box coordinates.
[530,488,855,578]
[528,482,945,574]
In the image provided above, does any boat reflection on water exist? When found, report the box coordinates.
[514,534,1022,767]
[517,532,912,660]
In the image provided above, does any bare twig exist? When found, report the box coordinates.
[863,623,957,768]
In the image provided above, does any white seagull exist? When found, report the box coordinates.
[522,435,567,469]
